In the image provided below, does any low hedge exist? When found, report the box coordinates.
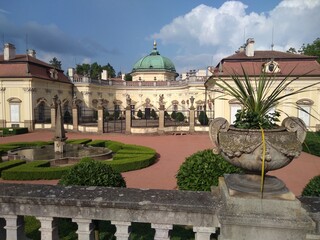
[105,141,124,153]
[302,175,320,197]
[107,154,157,172]
[0,160,26,176]
[0,139,157,179]
[0,127,28,136]
[2,160,71,180]
[66,139,92,145]
[303,131,320,157]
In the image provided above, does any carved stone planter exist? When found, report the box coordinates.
[209,117,307,197]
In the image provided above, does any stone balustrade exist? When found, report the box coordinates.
[0,183,219,240]
[0,182,319,240]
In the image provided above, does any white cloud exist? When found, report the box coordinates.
[153,0,320,71]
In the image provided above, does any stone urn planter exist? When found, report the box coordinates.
[209,117,307,197]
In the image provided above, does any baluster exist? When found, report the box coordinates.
[3,215,24,240]
[37,217,59,240]
[72,218,94,240]
[193,226,216,240]
[111,221,131,240]
[151,223,172,240]
[0,218,5,240]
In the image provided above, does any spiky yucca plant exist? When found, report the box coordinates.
[207,66,319,129]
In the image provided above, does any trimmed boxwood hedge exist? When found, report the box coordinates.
[2,160,71,180]
[0,160,26,176]
[0,127,28,136]
[0,139,157,180]
[302,175,320,197]
[303,131,320,157]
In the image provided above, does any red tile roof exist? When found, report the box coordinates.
[0,54,71,84]
[214,50,320,77]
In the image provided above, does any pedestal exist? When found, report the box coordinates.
[218,177,315,240]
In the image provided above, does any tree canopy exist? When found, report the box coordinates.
[49,57,62,69]
[76,62,116,79]
[287,37,320,63]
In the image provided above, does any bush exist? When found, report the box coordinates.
[137,109,144,119]
[176,149,242,191]
[0,160,26,176]
[302,175,320,197]
[303,131,320,157]
[171,111,177,120]
[2,161,70,180]
[175,112,185,122]
[108,154,157,172]
[198,111,209,125]
[66,139,92,145]
[59,158,126,187]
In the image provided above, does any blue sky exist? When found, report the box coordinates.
[1,0,320,75]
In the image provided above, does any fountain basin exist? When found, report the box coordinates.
[8,144,113,166]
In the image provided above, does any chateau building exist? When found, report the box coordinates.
[0,38,319,132]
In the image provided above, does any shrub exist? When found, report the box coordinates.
[2,161,70,180]
[303,131,320,157]
[175,112,185,122]
[108,154,157,172]
[0,160,26,176]
[198,111,209,125]
[302,175,320,197]
[176,149,242,191]
[151,109,158,119]
[105,140,124,153]
[66,139,92,145]
[171,111,177,120]
[0,127,28,136]
[137,109,144,119]
[59,158,126,187]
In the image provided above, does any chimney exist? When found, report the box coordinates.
[121,73,125,80]
[245,38,255,57]
[68,68,75,80]
[4,43,16,61]
[101,69,108,80]
[27,49,36,58]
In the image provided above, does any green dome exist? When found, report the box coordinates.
[132,41,177,73]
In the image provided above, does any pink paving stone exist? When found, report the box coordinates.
[0,130,319,196]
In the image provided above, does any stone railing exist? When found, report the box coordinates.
[71,78,206,88]
[0,182,319,240]
[0,183,219,240]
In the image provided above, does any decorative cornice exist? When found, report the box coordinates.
[23,87,36,92]
[81,91,92,95]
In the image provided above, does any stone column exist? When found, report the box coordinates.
[193,226,216,240]
[189,107,195,133]
[97,106,104,134]
[24,120,35,132]
[37,217,59,240]
[51,106,56,129]
[72,106,78,131]
[151,223,172,240]
[111,221,131,240]
[3,215,25,240]
[158,108,165,134]
[72,218,94,240]
[125,107,131,134]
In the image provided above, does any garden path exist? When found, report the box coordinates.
[0,130,319,196]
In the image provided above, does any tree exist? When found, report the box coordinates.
[102,63,116,78]
[124,73,132,81]
[49,57,62,69]
[300,38,320,63]
[286,47,297,54]
[75,62,117,79]
[76,63,91,76]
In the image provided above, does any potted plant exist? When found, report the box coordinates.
[207,66,320,197]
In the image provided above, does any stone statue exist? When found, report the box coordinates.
[126,94,131,106]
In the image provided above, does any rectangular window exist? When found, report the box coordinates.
[230,104,241,124]
[10,104,20,122]
[298,105,310,127]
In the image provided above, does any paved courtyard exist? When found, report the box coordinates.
[0,130,319,196]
